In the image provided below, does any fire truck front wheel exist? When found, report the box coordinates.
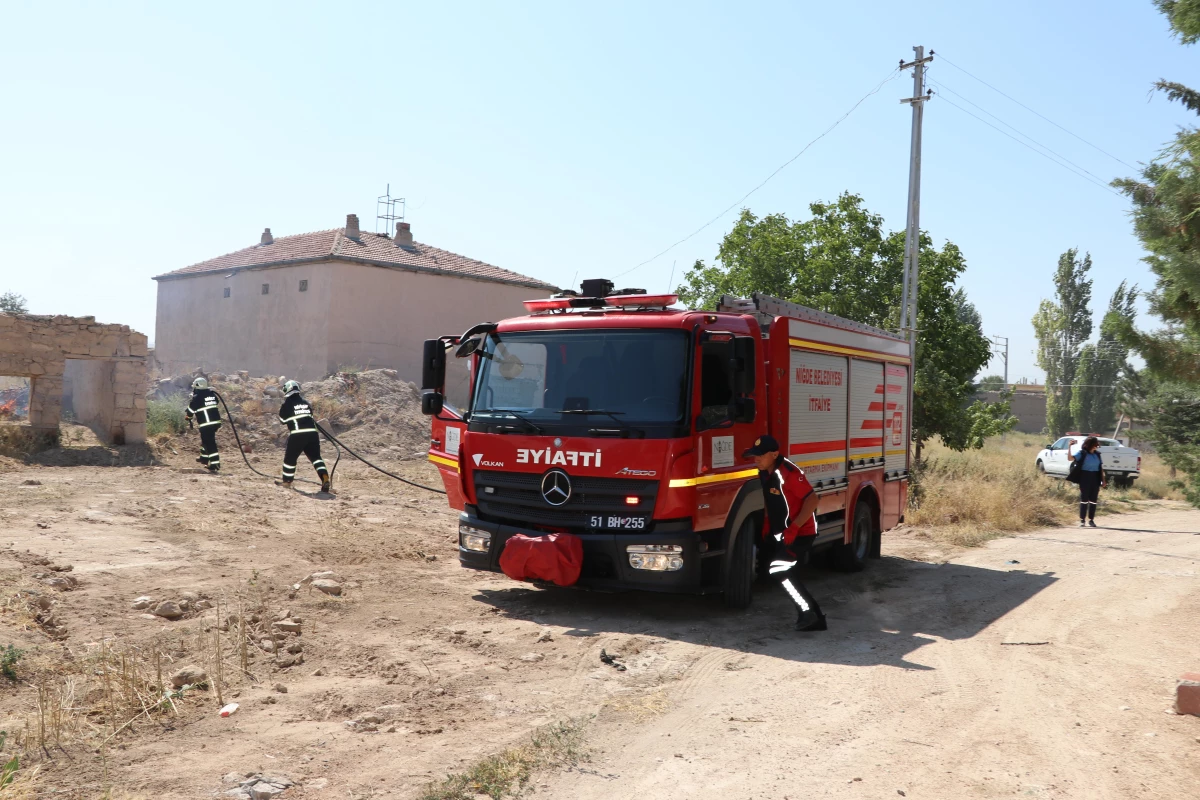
[722,516,757,609]
[833,501,875,572]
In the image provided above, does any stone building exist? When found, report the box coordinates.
[0,313,149,444]
[152,214,557,382]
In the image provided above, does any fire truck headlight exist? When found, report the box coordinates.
[459,523,491,552]
[626,544,684,572]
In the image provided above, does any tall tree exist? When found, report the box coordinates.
[677,193,1011,453]
[1109,1,1200,504]
[1033,249,1093,434]
[1070,282,1137,433]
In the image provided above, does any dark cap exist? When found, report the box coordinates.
[742,434,781,458]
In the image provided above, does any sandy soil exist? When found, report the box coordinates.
[0,440,1197,800]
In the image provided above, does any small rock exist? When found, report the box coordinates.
[425,554,437,562]
[152,601,184,620]
[30,595,52,611]
[131,596,154,610]
[276,653,304,668]
[286,642,303,654]
[222,772,243,785]
[262,696,277,705]
[249,784,284,800]
[520,653,545,663]
[169,665,207,689]
[313,667,326,677]
[194,599,214,611]
[898,792,906,797]
[22,479,42,486]
[375,704,405,719]
[307,778,328,789]
[259,639,277,653]
[222,790,251,800]
[361,713,383,724]
[274,609,291,621]
[273,683,288,693]
[37,574,78,591]
[385,725,396,733]
[537,630,553,643]
[311,579,342,596]
[48,563,72,572]
[273,620,302,634]
[35,522,50,529]
[304,570,344,584]
[180,591,200,603]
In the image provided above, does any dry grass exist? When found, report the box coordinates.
[909,433,1189,546]
[419,717,590,800]
[0,424,58,459]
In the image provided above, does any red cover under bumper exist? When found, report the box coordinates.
[498,533,584,587]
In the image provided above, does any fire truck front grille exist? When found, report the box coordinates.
[473,471,658,531]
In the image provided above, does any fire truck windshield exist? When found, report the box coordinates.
[470,329,689,428]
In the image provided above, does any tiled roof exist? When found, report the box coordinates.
[154,227,557,291]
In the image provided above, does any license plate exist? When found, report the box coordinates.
[588,515,648,530]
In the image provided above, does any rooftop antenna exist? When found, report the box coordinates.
[376,184,406,235]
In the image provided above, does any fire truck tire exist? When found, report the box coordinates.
[833,501,874,572]
[723,516,757,609]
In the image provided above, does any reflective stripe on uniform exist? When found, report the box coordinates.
[198,420,222,428]
[781,578,811,611]
[768,559,796,575]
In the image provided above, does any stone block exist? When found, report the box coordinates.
[123,422,146,444]
[134,396,146,409]
[114,393,134,409]
[89,344,112,357]
[1176,673,1200,716]
[130,342,148,357]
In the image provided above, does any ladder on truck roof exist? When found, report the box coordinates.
[717,293,905,342]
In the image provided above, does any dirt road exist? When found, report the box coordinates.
[0,452,1197,799]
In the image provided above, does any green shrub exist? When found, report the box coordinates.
[1,645,22,681]
[146,392,189,436]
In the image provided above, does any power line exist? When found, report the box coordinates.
[935,52,1140,172]
[613,68,903,280]
[933,91,1125,197]
[929,78,1119,190]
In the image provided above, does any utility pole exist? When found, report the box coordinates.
[898,46,933,350]
[991,335,1010,389]
[898,45,933,464]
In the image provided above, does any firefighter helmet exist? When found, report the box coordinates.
[191,377,208,391]
[282,380,301,396]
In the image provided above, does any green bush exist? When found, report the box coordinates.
[146,392,189,436]
[1,645,22,681]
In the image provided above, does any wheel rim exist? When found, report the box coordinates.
[1037,460,1045,473]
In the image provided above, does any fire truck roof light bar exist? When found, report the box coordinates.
[522,294,679,314]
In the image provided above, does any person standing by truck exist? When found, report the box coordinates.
[744,435,827,631]
[1068,435,1106,527]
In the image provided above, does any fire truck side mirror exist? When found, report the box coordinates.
[421,391,444,416]
[422,339,447,391]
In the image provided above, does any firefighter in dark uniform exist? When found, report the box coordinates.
[184,377,221,472]
[744,435,827,631]
[276,380,331,493]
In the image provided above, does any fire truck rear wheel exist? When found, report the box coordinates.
[834,501,874,572]
[723,516,757,609]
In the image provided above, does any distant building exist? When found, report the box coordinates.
[977,387,1047,435]
[153,214,556,382]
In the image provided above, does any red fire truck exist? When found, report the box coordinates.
[420,280,910,608]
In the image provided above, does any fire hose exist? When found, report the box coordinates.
[211,391,445,495]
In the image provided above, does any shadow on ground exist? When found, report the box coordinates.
[475,556,1057,671]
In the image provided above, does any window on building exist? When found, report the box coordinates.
[261,284,269,295]
[223,287,230,298]
[299,280,308,292]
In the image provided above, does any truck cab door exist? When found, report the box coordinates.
[692,332,760,532]
[421,338,470,509]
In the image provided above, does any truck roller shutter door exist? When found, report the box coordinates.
[788,349,848,485]
[884,364,909,474]
[849,358,884,468]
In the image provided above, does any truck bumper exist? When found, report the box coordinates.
[457,509,711,594]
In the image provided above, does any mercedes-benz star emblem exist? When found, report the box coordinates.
[553,437,563,447]
[540,469,572,506]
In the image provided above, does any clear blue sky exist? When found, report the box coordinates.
[2,1,1194,382]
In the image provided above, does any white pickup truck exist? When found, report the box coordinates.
[1035,434,1141,488]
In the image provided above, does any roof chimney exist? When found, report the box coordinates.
[395,221,414,248]
[260,228,273,245]
[345,214,360,239]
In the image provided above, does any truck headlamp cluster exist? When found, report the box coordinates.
[626,544,683,572]
[459,523,491,553]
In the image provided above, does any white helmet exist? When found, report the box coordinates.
[191,377,209,391]
[282,380,301,396]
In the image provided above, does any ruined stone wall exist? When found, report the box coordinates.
[0,312,148,444]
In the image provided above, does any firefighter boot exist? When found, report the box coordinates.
[321,476,332,494]
[274,479,294,489]
[796,611,828,632]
